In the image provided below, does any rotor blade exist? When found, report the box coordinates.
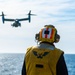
[26,10,36,16]
[30,14,36,16]
[0,15,6,16]
[0,12,6,16]
[26,14,36,16]
[27,10,31,15]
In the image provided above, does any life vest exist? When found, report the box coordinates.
[25,46,64,75]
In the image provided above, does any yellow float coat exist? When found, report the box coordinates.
[25,46,63,75]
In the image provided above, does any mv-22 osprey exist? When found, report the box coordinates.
[0,10,35,27]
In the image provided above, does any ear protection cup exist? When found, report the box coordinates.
[35,33,39,40]
[54,34,60,43]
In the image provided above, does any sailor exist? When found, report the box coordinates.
[22,25,68,75]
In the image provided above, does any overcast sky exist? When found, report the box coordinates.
[0,0,75,54]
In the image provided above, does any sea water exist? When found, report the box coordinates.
[0,53,24,75]
[0,53,75,75]
[65,54,75,75]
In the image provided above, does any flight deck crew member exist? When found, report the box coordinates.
[22,25,68,75]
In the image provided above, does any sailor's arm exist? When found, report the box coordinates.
[56,54,68,75]
[22,59,26,75]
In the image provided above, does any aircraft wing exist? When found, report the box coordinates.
[18,18,28,21]
[4,18,15,21]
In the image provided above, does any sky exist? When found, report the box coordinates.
[0,0,75,54]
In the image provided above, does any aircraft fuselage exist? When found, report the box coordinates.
[11,21,21,27]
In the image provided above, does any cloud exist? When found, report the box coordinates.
[0,0,75,53]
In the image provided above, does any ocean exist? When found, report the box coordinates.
[0,54,75,75]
